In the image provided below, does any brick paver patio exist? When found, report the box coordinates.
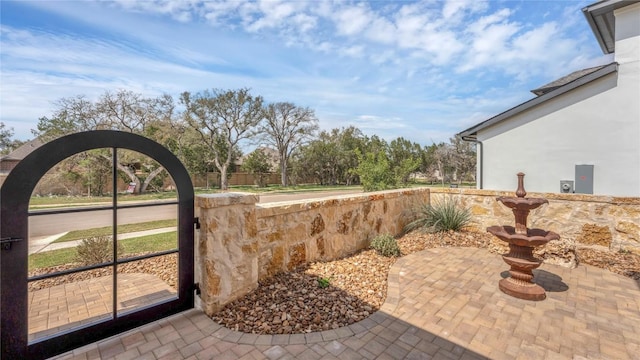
[30,273,176,342]
[49,247,640,359]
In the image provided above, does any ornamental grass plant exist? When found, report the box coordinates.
[404,197,472,234]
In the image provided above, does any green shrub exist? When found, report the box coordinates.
[352,149,396,192]
[404,197,471,233]
[317,276,331,288]
[74,235,123,265]
[370,233,401,257]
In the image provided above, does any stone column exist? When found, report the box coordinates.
[195,193,259,315]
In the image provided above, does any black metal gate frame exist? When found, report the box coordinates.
[1,131,194,359]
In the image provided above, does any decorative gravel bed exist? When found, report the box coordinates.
[212,230,640,335]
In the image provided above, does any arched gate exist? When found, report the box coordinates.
[1,131,195,359]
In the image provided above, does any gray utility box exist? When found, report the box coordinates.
[575,164,594,194]
[560,180,574,193]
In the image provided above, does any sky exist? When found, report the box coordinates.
[0,0,612,147]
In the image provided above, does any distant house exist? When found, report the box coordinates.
[0,138,43,182]
[457,0,640,197]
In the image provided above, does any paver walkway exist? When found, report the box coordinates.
[30,273,176,342]
[50,247,640,360]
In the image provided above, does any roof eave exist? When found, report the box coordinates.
[582,1,614,54]
[581,0,640,54]
[456,62,618,138]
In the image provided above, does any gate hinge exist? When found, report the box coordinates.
[194,217,201,229]
[0,237,23,250]
[193,283,201,295]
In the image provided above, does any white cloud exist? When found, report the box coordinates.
[111,0,197,22]
[442,0,488,20]
[333,4,374,37]
[245,0,299,32]
[1,0,609,146]
[340,45,365,58]
[365,17,396,44]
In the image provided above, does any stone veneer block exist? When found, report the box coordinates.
[196,193,259,315]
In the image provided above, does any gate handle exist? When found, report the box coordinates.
[0,237,23,250]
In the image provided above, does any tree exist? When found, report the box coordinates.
[292,126,369,186]
[157,120,215,186]
[258,102,318,186]
[450,137,476,183]
[388,137,422,185]
[242,148,273,187]
[33,91,177,194]
[97,90,177,193]
[353,148,395,192]
[181,88,263,190]
[0,122,24,155]
[333,126,367,185]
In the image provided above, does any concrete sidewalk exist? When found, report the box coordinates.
[29,227,177,254]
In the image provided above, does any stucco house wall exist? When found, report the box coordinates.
[458,1,640,197]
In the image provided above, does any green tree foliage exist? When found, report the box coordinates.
[292,126,366,185]
[353,148,395,192]
[0,122,24,155]
[181,88,262,190]
[241,148,273,187]
[388,137,422,185]
[296,131,341,185]
[259,102,318,186]
[27,88,477,192]
[81,150,112,196]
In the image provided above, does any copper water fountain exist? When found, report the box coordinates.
[487,173,559,301]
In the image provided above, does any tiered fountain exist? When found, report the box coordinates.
[487,172,560,301]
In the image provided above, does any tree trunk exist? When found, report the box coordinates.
[280,160,287,187]
[220,165,229,190]
[100,154,142,193]
[140,166,166,193]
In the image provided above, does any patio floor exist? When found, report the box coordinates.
[49,247,640,360]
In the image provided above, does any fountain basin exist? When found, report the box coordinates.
[487,225,560,247]
[497,196,548,211]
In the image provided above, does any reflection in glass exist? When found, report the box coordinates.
[115,149,177,202]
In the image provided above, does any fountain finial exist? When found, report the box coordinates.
[515,172,526,198]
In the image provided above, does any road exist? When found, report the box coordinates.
[28,189,363,238]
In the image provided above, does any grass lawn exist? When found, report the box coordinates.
[53,219,177,243]
[29,232,177,271]
[28,184,364,208]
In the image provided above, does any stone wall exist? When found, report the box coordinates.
[196,187,639,314]
[196,188,430,314]
[429,188,640,253]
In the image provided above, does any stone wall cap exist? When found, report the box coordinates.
[196,192,259,208]
[256,187,430,216]
[429,187,639,204]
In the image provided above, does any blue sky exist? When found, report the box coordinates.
[1,0,612,146]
